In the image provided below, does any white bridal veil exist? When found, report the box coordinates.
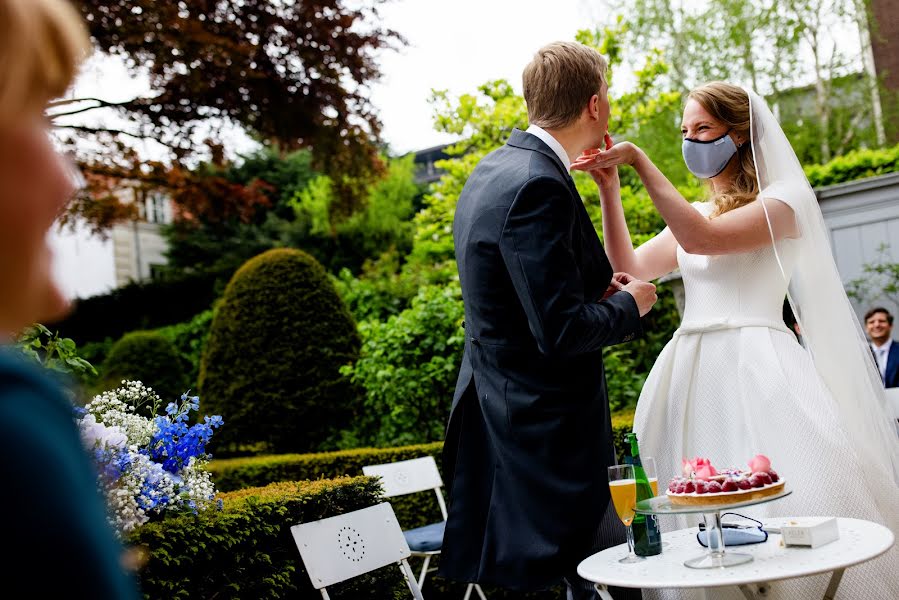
[748,89,899,517]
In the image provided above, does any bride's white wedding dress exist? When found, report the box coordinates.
[635,202,899,599]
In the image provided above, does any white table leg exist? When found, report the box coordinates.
[593,583,615,600]
[823,569,844,600]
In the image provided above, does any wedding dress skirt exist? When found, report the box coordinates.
[634,205,899,600]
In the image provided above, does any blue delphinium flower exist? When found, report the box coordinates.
[75,382,224,533]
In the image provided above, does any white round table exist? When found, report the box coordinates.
[577,517,894,599]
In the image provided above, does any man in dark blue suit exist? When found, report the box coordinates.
[439,41,656,599]
[865,307,899,388]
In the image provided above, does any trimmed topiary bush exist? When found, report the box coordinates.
[199,248,361,454]
[100,331,190,404]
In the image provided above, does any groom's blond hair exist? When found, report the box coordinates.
[523,42,607,129]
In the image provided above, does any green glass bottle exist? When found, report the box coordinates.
[624,432,662,556]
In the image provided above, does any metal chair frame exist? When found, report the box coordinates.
[363,456,487,600]
[290,502,425,600]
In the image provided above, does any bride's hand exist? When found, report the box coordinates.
[572,133,621,187]
[572,137,641,177]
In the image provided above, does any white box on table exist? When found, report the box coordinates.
[780,517,839,548]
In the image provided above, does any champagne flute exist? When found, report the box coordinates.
[642,456,659,496]
[641,456,671,549]
[608,464,644,563]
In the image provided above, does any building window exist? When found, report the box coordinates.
[145,192,168,224]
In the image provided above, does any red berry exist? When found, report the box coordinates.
[721,480,738,492]
[737,479,752,490]
[695,481,708,494]
[684,481,696,493]
[675,483,686,494]
[769,470,779,483]
[749,474,765,488]
[707,481,722,493]
[757,472,772,485]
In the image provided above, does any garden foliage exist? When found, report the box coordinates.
[101,331,190,404]
[340,283,465,448]
[199,248,360,454]
[804,143,899,188]
[126,476,408,599]
[49,266,232,345]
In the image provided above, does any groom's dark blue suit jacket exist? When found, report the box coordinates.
[439,129,642,590]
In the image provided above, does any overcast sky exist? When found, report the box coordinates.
[369,0,598,153]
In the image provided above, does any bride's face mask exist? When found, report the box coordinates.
[681,130,738,179]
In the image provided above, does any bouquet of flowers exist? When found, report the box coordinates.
[75,381,224,533]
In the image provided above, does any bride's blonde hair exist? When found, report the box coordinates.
[687,82,758,217]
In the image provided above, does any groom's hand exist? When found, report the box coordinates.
[601,272,635,300]
[620,277,657,317]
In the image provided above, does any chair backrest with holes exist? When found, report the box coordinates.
[362,456,443,497]
[290,503,412,589]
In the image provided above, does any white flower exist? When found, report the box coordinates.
[79,414,127,449]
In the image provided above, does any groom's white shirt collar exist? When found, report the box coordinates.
[525,124,571,171]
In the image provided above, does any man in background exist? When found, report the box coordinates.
[865,307,899,388]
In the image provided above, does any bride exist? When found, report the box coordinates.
[571,82,899,599]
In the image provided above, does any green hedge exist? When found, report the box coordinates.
[211,409,637,528]
[805,143,899,188]
[127,476,408,599]
[174,412,636,600]
[211,442,446,529]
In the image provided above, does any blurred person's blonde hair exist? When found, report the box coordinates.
[687,82,759,218]
[0,0,90,126]
[523,42,608,129]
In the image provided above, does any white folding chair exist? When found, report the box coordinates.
[290,502,425,599]
[363,456,487,600]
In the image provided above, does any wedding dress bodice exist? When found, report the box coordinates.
[677,203,798,333]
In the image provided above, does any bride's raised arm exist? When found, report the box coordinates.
[575,141,799,256]
[573,138,678,283]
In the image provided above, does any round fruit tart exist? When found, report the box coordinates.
[666,455,785,506]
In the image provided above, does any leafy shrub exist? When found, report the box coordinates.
[155,309,214,389]
[331,249,421,323]
[48,266,233,345]
[199,249,360,454]
[126,476,408,599]
[804,143,899,188]
[340,283,465,448]
[15,323,97,379]
[101,331,189,404]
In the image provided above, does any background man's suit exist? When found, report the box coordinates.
[439,128,643,592]
[884,342,899,388]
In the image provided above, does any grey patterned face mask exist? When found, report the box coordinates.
[682,131,738,179]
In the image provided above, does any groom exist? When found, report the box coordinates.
[439,42,655,599]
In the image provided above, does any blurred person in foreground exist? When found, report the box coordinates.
[0,0,140,597]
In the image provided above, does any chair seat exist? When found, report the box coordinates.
[403,521,445,552]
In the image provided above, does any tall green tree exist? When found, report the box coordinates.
[598,0,882,163]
